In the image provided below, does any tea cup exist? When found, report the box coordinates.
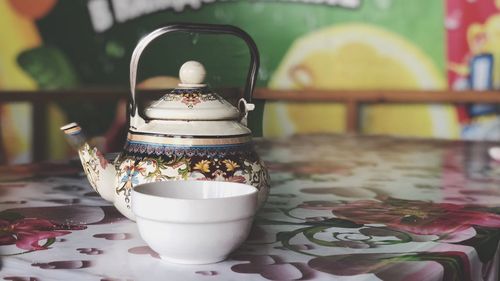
[131,180,258,264]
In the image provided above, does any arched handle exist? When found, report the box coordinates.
[129,23,260,126]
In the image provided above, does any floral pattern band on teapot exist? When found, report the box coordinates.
[61,23,270,221]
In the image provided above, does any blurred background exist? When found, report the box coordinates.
[1,0,500,164]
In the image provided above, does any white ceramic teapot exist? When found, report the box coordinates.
[61,23,270,220]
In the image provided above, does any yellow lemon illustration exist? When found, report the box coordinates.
[264,24,458,138]
[0,1,73,162]
[0,1,40,163]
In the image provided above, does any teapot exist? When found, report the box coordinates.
[61,23,270,220]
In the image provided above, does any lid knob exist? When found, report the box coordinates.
[179,61,206,87]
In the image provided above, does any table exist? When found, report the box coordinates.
[2,134,500,280]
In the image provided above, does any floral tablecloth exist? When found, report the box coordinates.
[2,134,500,281]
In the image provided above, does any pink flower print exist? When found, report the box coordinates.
[228,175,247,183]
[331,198,500,236]
[181,93,202,108]
[212,170,227,181]
[0,217,86,251]
[95,149,108,169]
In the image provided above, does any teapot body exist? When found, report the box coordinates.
[113,126,270,220]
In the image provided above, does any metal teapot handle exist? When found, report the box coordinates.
[129,23,260,128]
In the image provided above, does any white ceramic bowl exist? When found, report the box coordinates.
[131,181,258,264]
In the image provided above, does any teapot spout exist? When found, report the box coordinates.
[61,122,116,203]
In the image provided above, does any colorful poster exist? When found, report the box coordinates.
[264,0,456,138]
[446,0,500,140]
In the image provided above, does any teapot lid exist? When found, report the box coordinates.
[144,61,240,121]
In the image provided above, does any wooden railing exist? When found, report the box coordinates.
[0,89,129,163]
[1,88,500,162]
[254,89,500,133]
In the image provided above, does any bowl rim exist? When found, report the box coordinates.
[131,180,259,222]
[132,180,258,202]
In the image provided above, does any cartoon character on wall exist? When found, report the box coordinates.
[449,24,489,88]
[447,0,500,140]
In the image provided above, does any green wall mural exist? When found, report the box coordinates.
[1,0,499,163]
